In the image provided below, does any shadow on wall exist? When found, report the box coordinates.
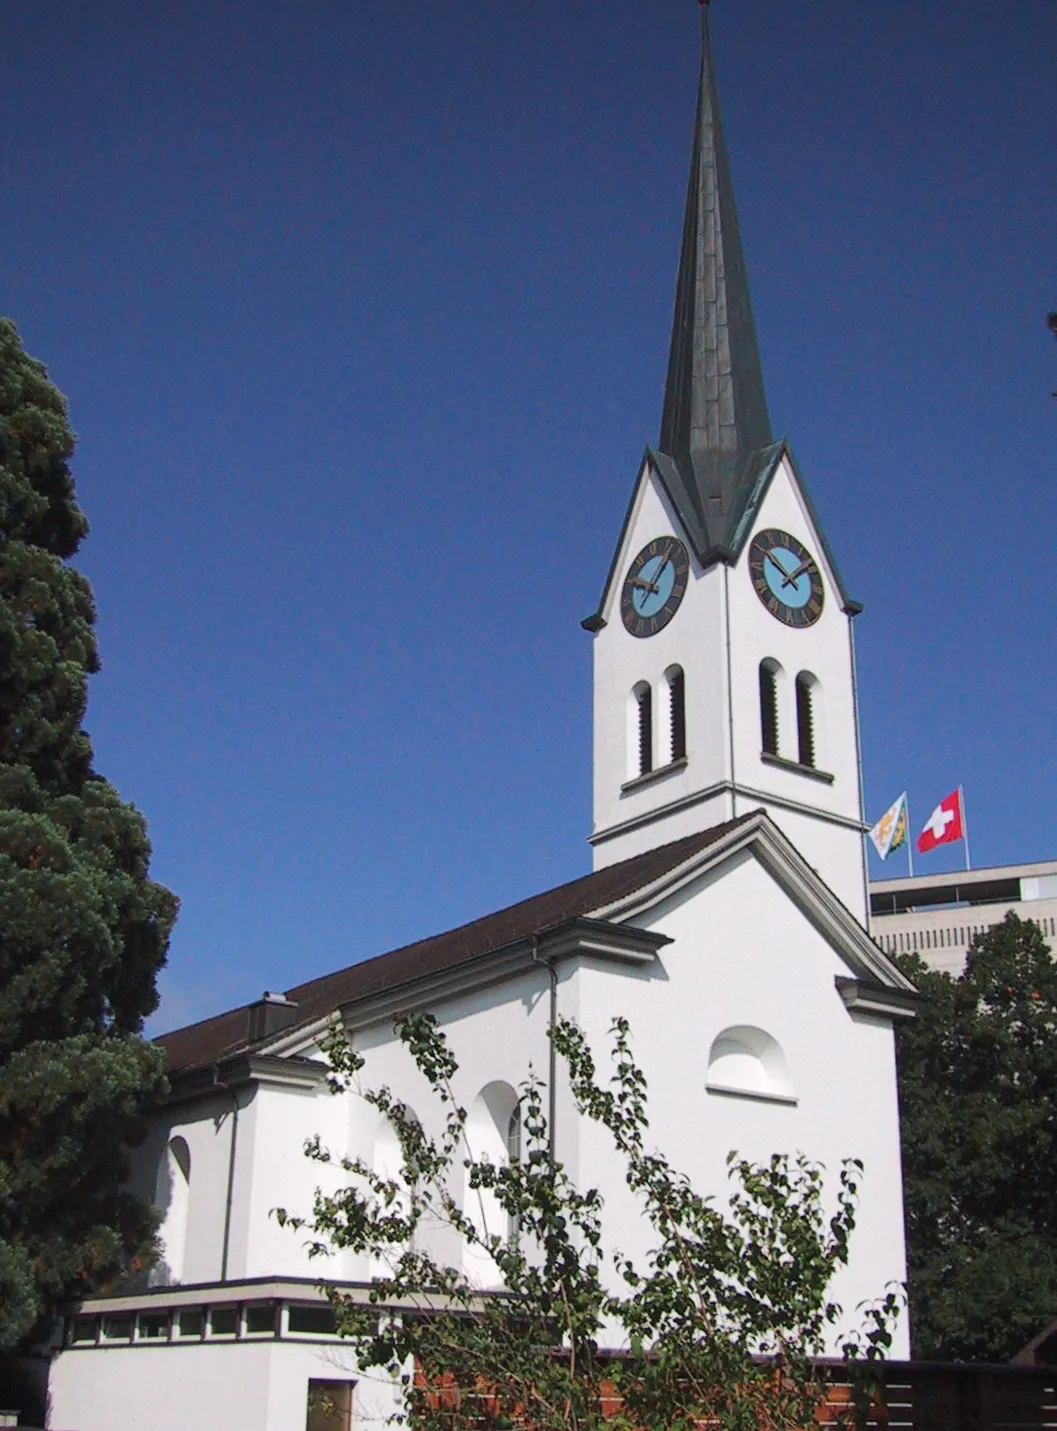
[0,1352,49,1430]
[150,1136,191,1287]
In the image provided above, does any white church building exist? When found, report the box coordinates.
[48,10,918,1429]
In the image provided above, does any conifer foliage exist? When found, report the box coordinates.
[0,320,177,1349]
[897,913,1057,1360]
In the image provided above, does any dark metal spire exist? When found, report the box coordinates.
[655,3,774,560]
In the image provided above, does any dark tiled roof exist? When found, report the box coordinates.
[157,817,750,1077]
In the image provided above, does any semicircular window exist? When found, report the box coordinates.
[706,1026,795,1103]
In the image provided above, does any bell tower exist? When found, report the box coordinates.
[583,4,869,925]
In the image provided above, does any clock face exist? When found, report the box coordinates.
[620,536,689,638]
[748,528,824,628]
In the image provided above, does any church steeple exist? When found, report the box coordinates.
[586,3,867,925]
[655,3,775,562]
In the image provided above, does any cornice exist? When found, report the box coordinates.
[589,780,867,850]
[836,976,919,1021]
[164,1053,330,1108]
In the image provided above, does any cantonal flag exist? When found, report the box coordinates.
[917,789,964,854]
[868,792,909,861]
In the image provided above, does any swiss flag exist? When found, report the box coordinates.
[917,789,964,854]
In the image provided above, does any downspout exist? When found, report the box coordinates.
[848,615,870,928]
[531,937,558,1163]
[212,1065,241,1284]
[723,564,737,818]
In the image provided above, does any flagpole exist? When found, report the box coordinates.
[960,785,971,871]
[906,794,914,877]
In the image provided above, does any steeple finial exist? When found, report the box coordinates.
[656,2,774,559]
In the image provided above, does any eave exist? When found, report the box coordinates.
[164,1052,330,1108]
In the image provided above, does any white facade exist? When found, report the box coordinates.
[589,451,868,926]
[49,815,916,1430]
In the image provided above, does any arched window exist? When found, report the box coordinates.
[759,660,780,757]
[506,1104,522,1163]
[506,1104,522,1244]
[631,681,652,777]
[796,672,817,768]
[464,1082,521,1280]
[665,665,686,763]
[371,1105,421,1273]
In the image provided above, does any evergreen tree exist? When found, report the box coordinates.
[0,319,177,1349]
[897,913,1057,1360]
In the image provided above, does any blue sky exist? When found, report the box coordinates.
[2,0,1054,1033]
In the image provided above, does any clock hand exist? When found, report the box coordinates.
[765,550,795,582]
[629,576,661,594]
[779,557,813,588]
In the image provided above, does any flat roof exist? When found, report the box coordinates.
[870,858,1057,895]
[869,859,1057,918]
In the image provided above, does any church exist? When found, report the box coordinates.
[48,9,917,1429]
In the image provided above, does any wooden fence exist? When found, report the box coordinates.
[824,1362,1057,1431]
[421,1359,1057,1431]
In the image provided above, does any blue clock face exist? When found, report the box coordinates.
[763,547,813,608]
[620,536,690,638]
[748,529,824,628]
[632,553,676,616]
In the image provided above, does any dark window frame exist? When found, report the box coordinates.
[667,667,686,763]
[796,674,816,768]
[636,684,653,776]
[759,662,779,757]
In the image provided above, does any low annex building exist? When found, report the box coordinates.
[870,860,1057,975]
[49,11,918,1430]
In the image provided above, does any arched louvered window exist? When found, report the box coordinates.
[666,666,686,763]
[759,661,780,757]
[796,672,816,768]
[634,682,653,777]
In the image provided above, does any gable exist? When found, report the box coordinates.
[582,450,704,633]
[612,849,866,994]
[590,813,915,1003]
[728,441,861,615]
[583,441,860,632]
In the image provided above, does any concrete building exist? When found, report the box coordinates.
[870,860,1057,976]
[47,11,918,1430]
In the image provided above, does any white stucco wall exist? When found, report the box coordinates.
[570,850,908,1355]
[726,459,866,922]
[48,1336,389,1431]
[339,965,566,1281]
[589,455,868,926]
[134,1095,239,1287]
[592,465,732,843]
[235,1079,349,1281]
